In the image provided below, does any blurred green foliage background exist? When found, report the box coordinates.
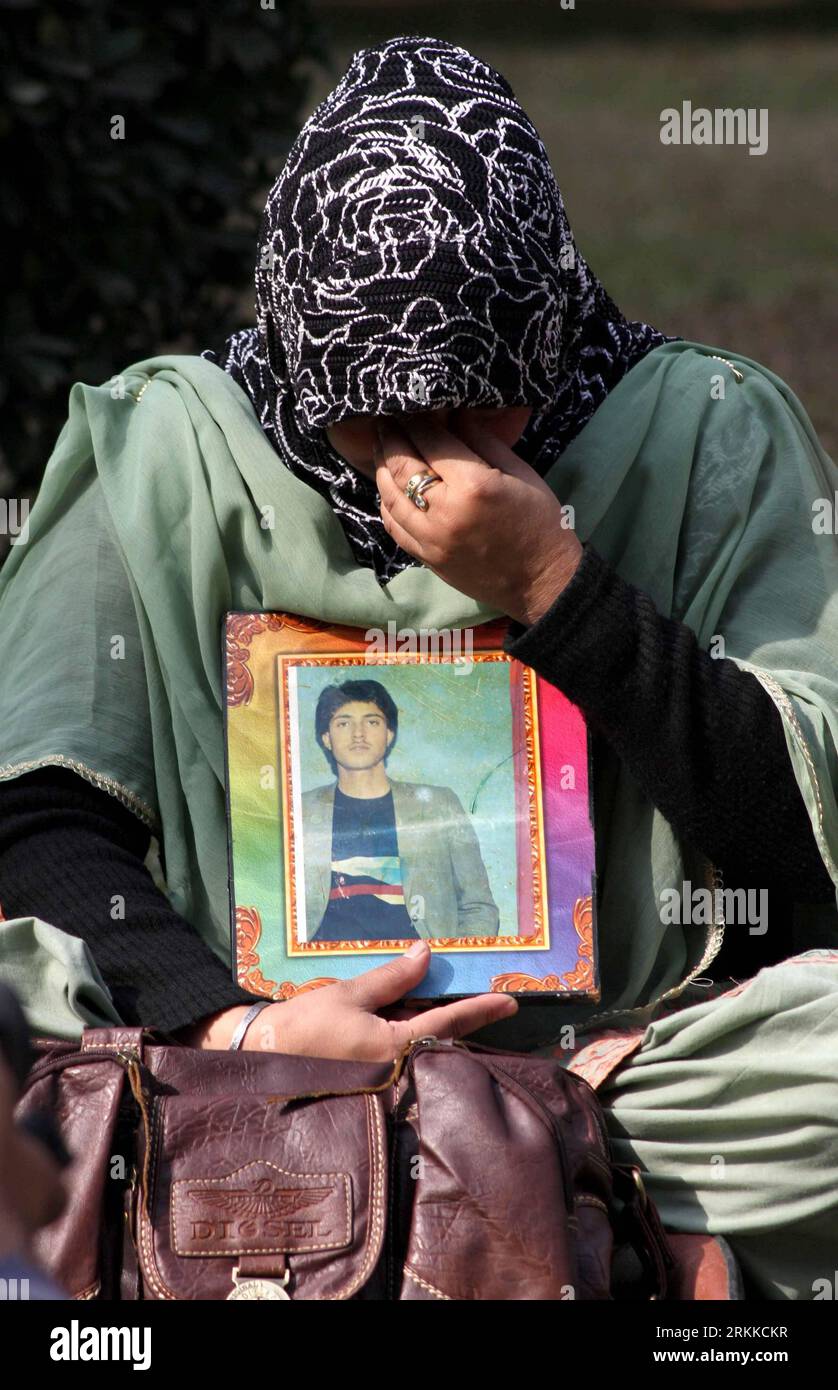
[0,0,326,496]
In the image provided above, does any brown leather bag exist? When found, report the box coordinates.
[16,1026,676,1301]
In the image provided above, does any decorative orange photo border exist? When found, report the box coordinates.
[276,641,548,956]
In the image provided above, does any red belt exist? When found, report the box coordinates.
[329,883,405,901]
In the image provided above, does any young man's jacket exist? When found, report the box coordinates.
[300,778,500,939]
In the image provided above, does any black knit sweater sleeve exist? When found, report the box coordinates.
[504,543,834,900]
[0,767,264,1034]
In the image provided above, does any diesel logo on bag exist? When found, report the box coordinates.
[172,1161,352,1256]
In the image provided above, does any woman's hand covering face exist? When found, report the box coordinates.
[374,412,583,626]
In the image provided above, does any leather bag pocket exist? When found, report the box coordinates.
[399,1047,580,1300]
[18,1054,127,1299]
[136,1088,388,1300]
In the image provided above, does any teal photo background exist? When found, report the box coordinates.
[290,659,519,933]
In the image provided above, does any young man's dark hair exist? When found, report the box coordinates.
[314,679,399,775]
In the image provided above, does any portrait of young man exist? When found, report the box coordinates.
[299,679,500,943]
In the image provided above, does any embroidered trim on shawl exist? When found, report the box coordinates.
[746,666,838,885]
[564,856,727,1036]
[0,755,158,832]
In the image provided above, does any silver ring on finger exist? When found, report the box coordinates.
[404,470,442,510]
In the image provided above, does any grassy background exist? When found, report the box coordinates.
[306,9,837,454]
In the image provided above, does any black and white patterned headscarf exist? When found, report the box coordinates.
[204,35,673,582]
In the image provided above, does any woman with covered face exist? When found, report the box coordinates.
[1,37,837,1299]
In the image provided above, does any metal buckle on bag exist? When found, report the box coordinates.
[631,1166,648,1210]
[628,1168,662,1301]
[227,1266,291,1301]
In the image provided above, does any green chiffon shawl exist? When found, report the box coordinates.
[1,340,837,1043]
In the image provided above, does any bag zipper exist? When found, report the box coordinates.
[23,1045,148,1090]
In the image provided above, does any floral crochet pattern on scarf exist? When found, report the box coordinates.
[205,35,674,581]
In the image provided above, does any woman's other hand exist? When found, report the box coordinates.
[375,412,583,626]
[179,941,517,1060]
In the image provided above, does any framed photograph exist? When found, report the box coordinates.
[223,612,598,1001]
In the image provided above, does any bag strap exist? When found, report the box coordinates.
[609,1165,677,1300]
